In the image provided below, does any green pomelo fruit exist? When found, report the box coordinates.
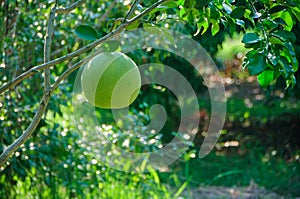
[81,52,141,109]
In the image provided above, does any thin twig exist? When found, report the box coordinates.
[56,0,85,14]
[44,4,56,94]
[0,0,168,95]
[123,0,141,22]
[0,55,91,168]
[0,0,168,167]
[248,0,269,49]
[128,0,167,23]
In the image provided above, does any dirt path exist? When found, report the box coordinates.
[183,183,290,199]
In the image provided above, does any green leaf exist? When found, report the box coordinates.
[179,7,187,18]
[222,3,232,14]
[186,8,196,23]
[257,70,275,87]
[269,37,284,45]
[230,7,245,19]
[149,1,178,14]
[195,0,210,8]
[271,30,296,43]
[210,6,221,19]
[244,9,255,25]
[242,33,262,44]
[245,52,267,75]
[236,19,245,27]
[201,18,209,35]
[195,17,209,36]
[282,42,298,71]
[279,56,294,77]
[262,19,278,29]
[274,18,287,26]
[160,1,178,8]
[75,25,98,40]
[270,5,287,14]
[184,0,194,9]
[291,7,300,21]
[286,75,296,88]
[281,11,294,31]
[226,17,236,34]
[126,20,140,30]
[211,20,220,36]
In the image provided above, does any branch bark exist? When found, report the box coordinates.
[0,0,167,95]
[0,3,58,168]
[44,4,56,94]
[0,0,168,167]
[0,93,50,167]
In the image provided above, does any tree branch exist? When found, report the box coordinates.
[0,0,168,167]
[56,0,85,14]
[0,56,91,168]
[0,0,166,166]
[44,4,56,94]
[0,93,50,167]
[0,0,167,95]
